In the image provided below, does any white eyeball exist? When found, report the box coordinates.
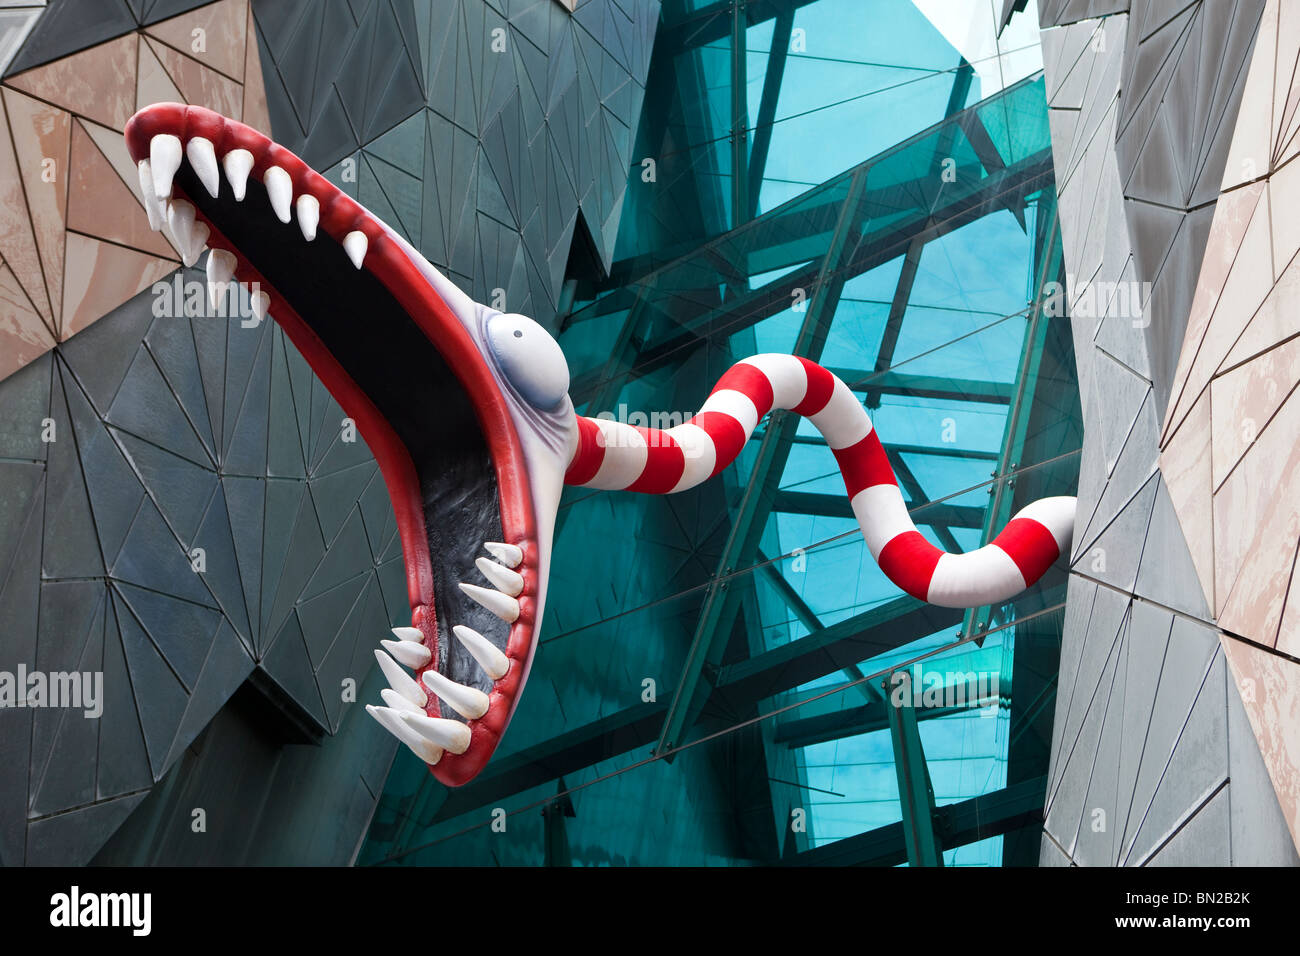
[486,312,570,410]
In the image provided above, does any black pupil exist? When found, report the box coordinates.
[513,329,523,338]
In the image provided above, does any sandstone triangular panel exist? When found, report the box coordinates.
[3,89,71,327]
[145,0,247,80]
[0,103,54,329]
[6,33,138,131]
[1220,634,1300,848]
[136,28,184,110]
[60,233,175,341]
[146,34,241,119]
[67,118,176,259]
[0,262,55,381]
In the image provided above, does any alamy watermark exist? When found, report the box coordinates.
[0,665,102,718]
[151,274,266,328]
[592,403,705,453]
[1042,275,1152,326]
[889,661,1000,717]
[50,886,150,936]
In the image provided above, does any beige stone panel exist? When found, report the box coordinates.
[1277,552,1300,657]
[80,117,182,259]
[1163,182,1269,441]
[1210,333,1300,490]
[147,36,242,121]
[1220,634,1300,849]
[5,33,138,131]
[1223,1,1277,190]
[2,88,69,333]
[80,117,140,190]
[1272,0,1300,163]
[145,0,248,81]
[0,260,55,381]
[59,233,175,341]
[136,33,184,111]
[0,99,53,329]
[1222,251,1300,369]
[67,120,178,261]
[1212,388,1300,635]
[1275,118,1300,169]
[1269,149,1300,280]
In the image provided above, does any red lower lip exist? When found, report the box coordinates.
[125,103,537,785]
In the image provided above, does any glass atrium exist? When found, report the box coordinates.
[361,0,1081,866]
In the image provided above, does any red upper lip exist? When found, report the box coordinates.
[125,103,537,786]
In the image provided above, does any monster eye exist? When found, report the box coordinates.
[486,313,571,410]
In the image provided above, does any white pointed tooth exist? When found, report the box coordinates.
[205,249,236,309]
[381,638,431,669]
[166,198,194,248]
[458,582,519,623]
[453,625,509,681]
[206,248,236,282]
[186,220,210,268]
[250,289,270,322]
[222,148,254,201]
[421,669,490,720]
[343,230,367,269]
[476,556,523,597]
[150,134,182,199]
[380,688,424,715]
[366,705,442,764]
[398,712,471,755]
[374,648,426,707]
[391,626,424,642]
[136,160,166,230]
[264,165,293,223]
[167,200,209,267]
[483,542,523,568]
[185,136,220,198]
[167,199,207,266]
[296,194,319,241]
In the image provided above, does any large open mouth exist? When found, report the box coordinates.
[125,104,538,786]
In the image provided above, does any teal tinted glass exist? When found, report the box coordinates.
[362,4,1076,868]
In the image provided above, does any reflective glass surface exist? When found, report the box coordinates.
[362,1,1078,867]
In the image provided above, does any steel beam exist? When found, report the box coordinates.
[570,156,1055,396]
[762,434,1001,459]
[707,594,961,711]
[958,189,1062,644]
[730,0,749,226]
[828,369,1014,405]
[756,552,877,705]
[658,0,820,50]
[887,671,943,866]
[417,595,957,829]
[654,167,869,757]
[774,680,999,749]
[542,779,576,867]
[770,491,985,529]
[428,702,667,825]
[747,7,794,218]
[780,775,1047,866]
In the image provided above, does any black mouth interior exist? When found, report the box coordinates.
[177,166,508,702]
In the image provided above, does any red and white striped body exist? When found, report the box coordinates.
[563,354,1074,609]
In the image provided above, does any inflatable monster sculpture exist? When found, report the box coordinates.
[124,105,1076,786]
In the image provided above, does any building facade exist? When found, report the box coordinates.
[0,0,1294,866]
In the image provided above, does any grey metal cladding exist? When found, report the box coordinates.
[0,0,660,864]
[1040,2,1292,866]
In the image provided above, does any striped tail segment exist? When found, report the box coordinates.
[563,353,1075,609]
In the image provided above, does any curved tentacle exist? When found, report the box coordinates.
[563,354,1075,609]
